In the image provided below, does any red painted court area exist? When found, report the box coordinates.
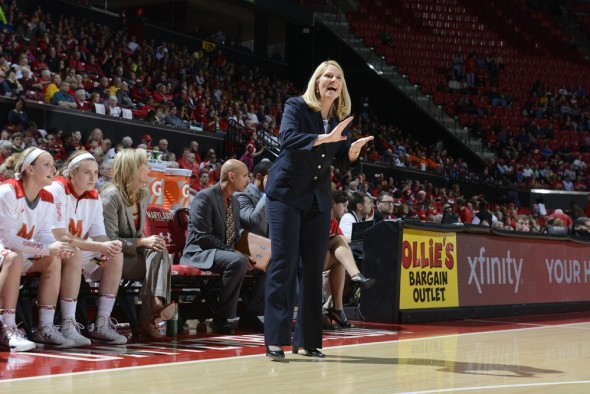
[2,312,590,381]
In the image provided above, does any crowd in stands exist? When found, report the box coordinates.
[331,169,590,236]
[0,1,525,192]
[0,1,585,209]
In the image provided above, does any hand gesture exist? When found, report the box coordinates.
[102,240,123,259]
[49,240,77,259]
[349,135,375,156]
[323,116,355,144]
[144,235,167,252]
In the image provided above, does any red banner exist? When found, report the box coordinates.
[457,233,590,305]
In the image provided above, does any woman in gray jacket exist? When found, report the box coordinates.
[101,149,174,339]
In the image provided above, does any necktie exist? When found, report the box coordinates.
[225,197,235,248]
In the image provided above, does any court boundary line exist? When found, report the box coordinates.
[399,379,590,393]
[2,319,590,385]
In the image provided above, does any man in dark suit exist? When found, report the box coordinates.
[181,159,261,333]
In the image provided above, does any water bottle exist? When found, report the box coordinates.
[166,303,179,337]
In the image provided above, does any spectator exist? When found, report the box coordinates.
[116,81,135,108]
[75,89,91,111]
[108,77,121,98]
[0,154,15,182]
[85,128,104,151]
[472,199,498,225]
[44,73,61,103]
[572,217,590,236]
[157,139,170,161]
[84,54,104,79]
[11,132,26,154]
[515,215,531,232]
[96,159,112,191]
[0,70,23,97]
[88,91,104,113]
[177,150,200,189]
[164,105,186,128]
[0,137,12,162]
[139,134,153,150]
[547,208,573,229]
[239,131,264,171]
[194,168,212,192]
[106,96,122,118]
[7,98,29,131]
[61,132,79,157]
[22,59,43,89]
[33,69,52,95]
[130,78,151,103]
[46,133,66,161]
[51,81,77,108]
[188,140,202,165]
[455,197,473,224]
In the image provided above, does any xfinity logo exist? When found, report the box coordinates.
[467,247,523,294]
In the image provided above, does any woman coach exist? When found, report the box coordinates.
[263,60,373,360]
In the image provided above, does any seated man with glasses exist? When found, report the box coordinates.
[374,191,396,222]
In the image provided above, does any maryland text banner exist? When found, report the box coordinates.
[399,228,459,309]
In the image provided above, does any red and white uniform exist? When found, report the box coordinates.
[0,179,56,271]
[47,176,106,281]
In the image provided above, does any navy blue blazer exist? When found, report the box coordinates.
[265,96,352,212]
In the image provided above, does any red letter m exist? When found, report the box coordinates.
[17,224,35,240]
[68,219,84,238]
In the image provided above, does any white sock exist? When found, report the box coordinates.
[0,309,16,327]
[60,297,78,321]
[38,305,57,327]
[97,294,116,320]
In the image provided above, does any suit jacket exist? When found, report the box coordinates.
[265,96,352,212]
[181,184,240,269]
[102,186,148,256]
[235,182,267,237]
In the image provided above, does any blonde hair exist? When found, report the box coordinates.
[103,148,148,206]
[301,60,351,121]
[57,150,96,177]
[14,146,48,179]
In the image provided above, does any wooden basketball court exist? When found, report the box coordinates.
[2,312,590,393]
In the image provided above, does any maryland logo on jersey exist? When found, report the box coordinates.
[68,218,86,239]
[17,223,35,240]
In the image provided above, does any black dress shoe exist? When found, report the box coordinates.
[212,316,234,334]
[292,345,326,358]
[266,346,285,361]
[328,308,352,329]
[351,272,376,289]
[238,313,264,332]
[322,314,340,331]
